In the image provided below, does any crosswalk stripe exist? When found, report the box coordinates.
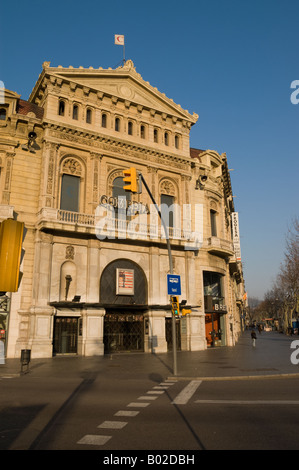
[77,434,111,445]
[98,421,127,429]
[172,380,202,405]
[114,410,139,417]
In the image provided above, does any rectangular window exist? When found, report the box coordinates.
[210,210,217,237]
[161,194,174,229]
[60,174,80,212]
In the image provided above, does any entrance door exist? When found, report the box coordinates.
[205,313,220,347]
[165,317,181,351]
[53,317,78,355]
[104,312,144,353]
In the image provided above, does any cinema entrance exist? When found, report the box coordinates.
[100,259,148,354]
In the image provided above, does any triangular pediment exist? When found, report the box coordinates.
[40,61,198,124]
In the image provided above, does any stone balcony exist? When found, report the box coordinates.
[204,236,235,258]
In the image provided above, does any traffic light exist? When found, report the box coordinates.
[181,308,191,316]
[171,296,180,316]
[0,219,25,293]
[123,167,138,193]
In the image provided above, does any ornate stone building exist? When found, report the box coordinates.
[0,60,246,358]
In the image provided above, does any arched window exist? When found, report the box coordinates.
[154,129,158,143]
[175,135,180,149]
[58,100,65,116]
[86,108,92,124]
[72,104,79,120]
[115,117,120,132]
[101,113,107,128]
[140,125,145,139]
[128,121,133,135]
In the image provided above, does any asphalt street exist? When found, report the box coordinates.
[1,330,299,453]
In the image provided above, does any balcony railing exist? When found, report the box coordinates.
[37,208,236,257]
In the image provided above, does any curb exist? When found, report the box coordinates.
[168,373,299,381]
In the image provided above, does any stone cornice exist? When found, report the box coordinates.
[43,121,192,173]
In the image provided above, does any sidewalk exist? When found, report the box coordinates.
[1,330,299,380]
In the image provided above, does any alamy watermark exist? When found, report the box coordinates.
[0,81,4,105]
[290,340,299,365]
[95,197,204,251]
[290,80,299,104]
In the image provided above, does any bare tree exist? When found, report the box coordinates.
[278,218,299,330]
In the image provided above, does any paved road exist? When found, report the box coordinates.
[1,330,299,452]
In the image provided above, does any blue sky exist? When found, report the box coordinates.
[1,0,298,299]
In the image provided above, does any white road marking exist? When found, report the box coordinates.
[195,400,299,405]
[153,385,169,389]
[127,402,151,407]
[77,434,111,446]
[147,390,164,395]
[138,395,158,400]
[114,410,139,417]
[172,380,202,405]
[98,421,127,429]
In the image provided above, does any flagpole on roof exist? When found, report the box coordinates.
[114,35,126,66]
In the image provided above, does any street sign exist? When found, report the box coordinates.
[167,274,181,295]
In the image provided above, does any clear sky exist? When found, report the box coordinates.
[1,0,298,300]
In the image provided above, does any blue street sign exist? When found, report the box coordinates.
[167,274,181,295]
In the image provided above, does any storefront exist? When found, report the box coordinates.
[204,271,227,347]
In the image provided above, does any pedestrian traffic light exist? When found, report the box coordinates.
[171,296,180,316]
[0,219,25,293]
[123,167,138,193]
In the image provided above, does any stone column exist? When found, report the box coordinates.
[82,308,105,356]
[187,308,206,350]
[145,310,168,353]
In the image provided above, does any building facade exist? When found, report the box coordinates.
[0,60,246,358]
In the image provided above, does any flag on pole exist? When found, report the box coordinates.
[115,35,125,45]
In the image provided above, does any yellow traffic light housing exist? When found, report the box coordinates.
[0,219,25,292]
[171,296,180,316]
[123,167,138,193]
[181,308,191,316]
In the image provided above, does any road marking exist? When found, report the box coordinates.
[138,395,158,400]
[127,402,151,408]
[77,434,111,446]
[98,421,127,429]
[172,380,202,405]
[114,410,139,417]
[147,390,164,395]
[153,385,169,389]
[194,400,299,405]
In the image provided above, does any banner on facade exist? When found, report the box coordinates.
[231,212,241,261]
[116,268,134,295]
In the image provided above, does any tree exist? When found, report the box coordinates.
[278,218,299,330]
